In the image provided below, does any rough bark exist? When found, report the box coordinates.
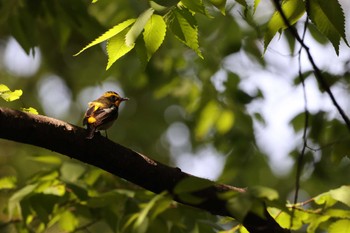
[0,107,289,233]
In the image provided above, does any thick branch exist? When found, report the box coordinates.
[0,107,288,233]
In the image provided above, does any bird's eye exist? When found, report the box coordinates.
[112,96,119,102]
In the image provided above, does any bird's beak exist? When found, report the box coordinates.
[115,97,129,106]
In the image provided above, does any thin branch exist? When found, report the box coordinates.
[271,0,350,132]
[291,12,310,229]
[0,107,289,233]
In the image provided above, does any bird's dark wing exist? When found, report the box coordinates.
[89,106,119,127]
[83,105,96,126]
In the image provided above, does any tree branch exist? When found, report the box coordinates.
[0,107,288,233]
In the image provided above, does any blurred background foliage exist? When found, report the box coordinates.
[0,0,350,232]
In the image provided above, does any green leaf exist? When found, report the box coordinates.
[254,0,261,13]
[216,110,235,134]
[307,214,331,233]
[59,210,79,232]
[21,107,39,114]
[134,192,168,228]
[0,84,23,102]
[264,0,305,51]
[27,155,62,165]
[87,191,125,208]
[35,180,66,196]
[143,14,167,60]
[74,18,135,56]
[227,194,252,222]
[106,28,135,69]
[329,186,350,207]
[126,8,154,47]
[167,6,203,58]
[8,184,37,219]
[195,100,220,139]
[60,162,86,183]
[314,192,338,208]
[209,0,226,14]
[174,177,213,194]
[0,176,17,190]
[329,219,350,233]
[308,0,348,55]
[249,186,279,201]
[181,0,207,15]
[290,112,306,132]
[271,208,305,230]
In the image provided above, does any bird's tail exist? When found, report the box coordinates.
[86,126,96,139]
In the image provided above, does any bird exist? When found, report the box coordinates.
[83,91,128,139]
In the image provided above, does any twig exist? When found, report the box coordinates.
[271,0,350,132]
[290,9,310,229]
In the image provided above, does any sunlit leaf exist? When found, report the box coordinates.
[35,180,66,196]
[0,84,23,102]
[74,18,135,56]
[0,176,17,190]
[307,214,331,233]
[195,100,220,139]
[329,219,350,233]
[209,0,226,14]
[254,0,261,13]
[126,8,154,47]
[27,155,62,165]
[21,107,39,114]
[271,208,305,230]
[308,0,348,55]
[314,193,338,208]
[216,110,235,134]
[143,14,167,60]
[329,186,350,207]
[264,0,305,51]
[59,210,79,232]
[106,28,135,69]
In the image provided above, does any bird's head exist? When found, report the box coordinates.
[103,91,129,107]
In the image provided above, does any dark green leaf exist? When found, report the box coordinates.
[308,0,349,55]
[181,0,207,15]
[167,6,203,58]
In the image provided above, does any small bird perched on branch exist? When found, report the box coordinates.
[83,91,128,139]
